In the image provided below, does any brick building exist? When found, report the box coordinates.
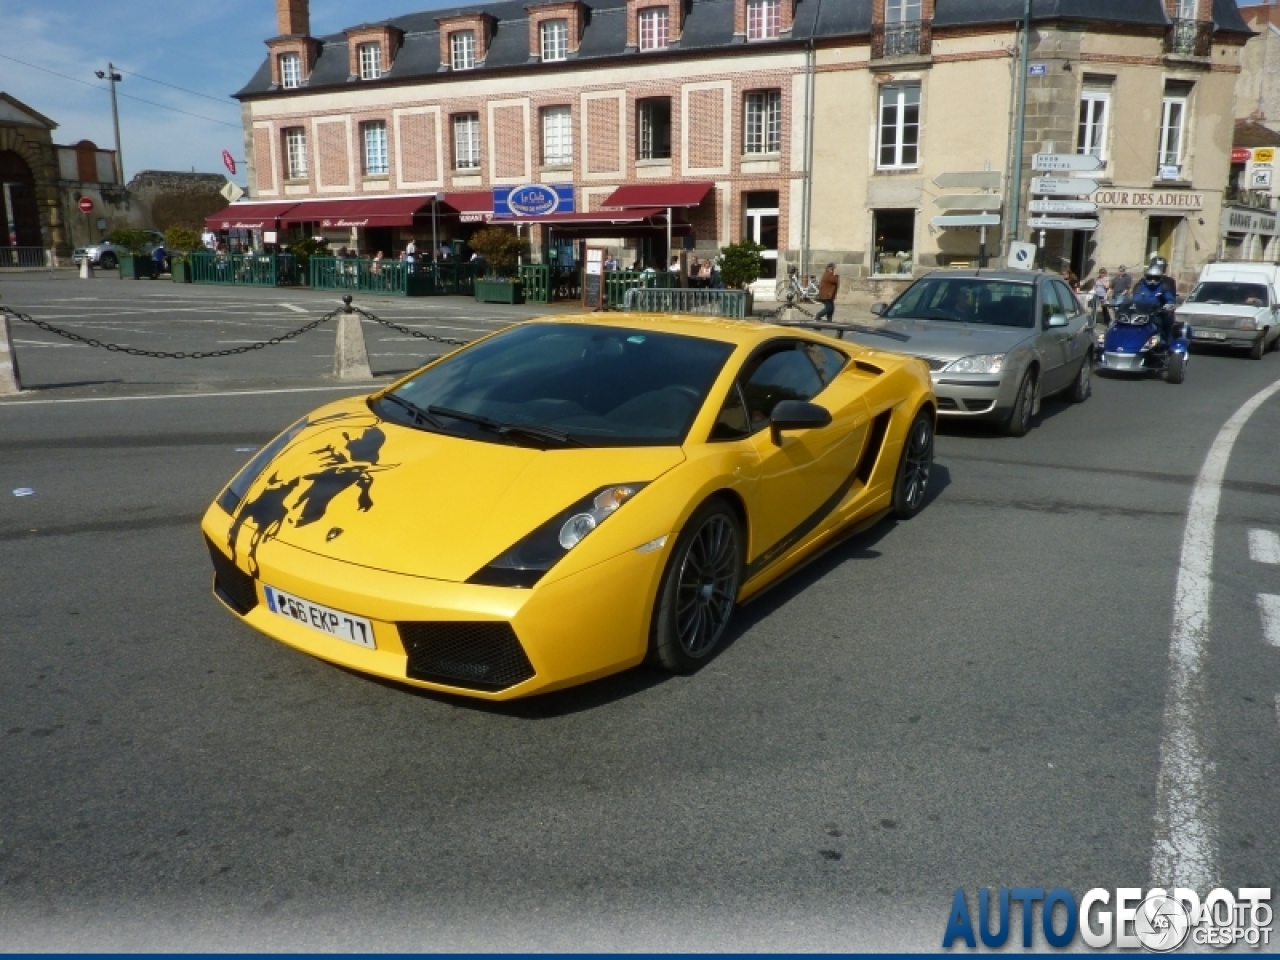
[220,0,1252,295]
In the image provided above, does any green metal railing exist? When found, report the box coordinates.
[307,258,478,297]
[189,252,299,287]
[520,264,550,304]
[622,287,749,319]
[604,270,677,309]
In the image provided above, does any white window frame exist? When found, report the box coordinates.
[638,7,669,51]
[877,83,920,170]
[744,90,782,155]
[1077,83,1111,162]
[540,19,569,61]
[638,98,671,160]
[746,0,781,41]
[541,106,573,166]
[453,113,481,170]
[1174,0,1197,20]
[1159,94,1188,170]
[284,127,308,179]
[362,121,388,176]
[279,53,302,89]
[451,30,476,70]
[358,43,382,80]
[885,0,922,23]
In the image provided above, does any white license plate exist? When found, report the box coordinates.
[1192,330,1225,340]
[263,585,375,649]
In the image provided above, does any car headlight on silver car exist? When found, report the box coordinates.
[943,354,1006,374]
[1237,317,1260,331]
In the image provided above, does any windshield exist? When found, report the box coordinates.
[376,323,735,447]
[885,278,1036,328]
[1186,281,1270,306]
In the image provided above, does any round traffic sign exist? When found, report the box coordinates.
[222,149,236,176]
[78,197,94,214]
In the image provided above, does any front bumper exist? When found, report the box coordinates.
[1098,351,1154,372]
[201,505,667,700]
[1188,328,1263,350]
[929,372,1015,419]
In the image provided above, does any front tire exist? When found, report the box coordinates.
[651,499,743,674]
[1167,351,1186,384]
[1067,352,1092,403]
[1250,336,1265,360]
[99,252,117,270]
[892,409,934,519]
[1002,370,1035,437]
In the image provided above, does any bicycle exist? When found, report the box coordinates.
[775,266,820,303]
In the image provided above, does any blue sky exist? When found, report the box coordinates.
[0,0,451,184]
[1,0,1262,185]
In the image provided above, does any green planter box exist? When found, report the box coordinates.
[170,259,193,283]
[118,254,155,280]
[475,279,524,304]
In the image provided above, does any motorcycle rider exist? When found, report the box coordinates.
[1132,262,1178,346]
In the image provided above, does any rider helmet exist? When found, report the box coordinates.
[1144,262,1165,280]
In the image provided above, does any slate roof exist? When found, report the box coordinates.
[234,0,1253,100]
[1234,119,1280,149]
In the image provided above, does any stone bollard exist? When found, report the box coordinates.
[0,312,22,395]
[333,296,373,381]
[79,257,94,280]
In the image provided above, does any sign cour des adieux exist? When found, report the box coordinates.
[1089,189,1205,210]
[494,183,575,219]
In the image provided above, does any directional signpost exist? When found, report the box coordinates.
[1025,154,1105,266]
[934,171,1002,190]
[1032,153,1104,173]
[1027,217,1100,231]
[932,170,1003,266]
[1029,199,1098,215]
[1030,176,1099,196]
[934,194,1002,211]
[931,214,1002,228]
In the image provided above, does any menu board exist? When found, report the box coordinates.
[583,246,605,310]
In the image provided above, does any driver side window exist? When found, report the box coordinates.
[1052,280,1082,318]
[1040,283,1065,326]
[739,344,824,434]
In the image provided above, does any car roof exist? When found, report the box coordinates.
[918,269,1048,284]
[522,312,833,347]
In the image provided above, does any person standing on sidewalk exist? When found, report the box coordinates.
[815,263,839,322]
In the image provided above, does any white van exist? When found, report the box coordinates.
[1177,262,1280,359]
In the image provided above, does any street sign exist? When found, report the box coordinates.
[222,150,237,176]
[77,197,94,213]
[933,171,1002,190]
[931,214,1002,228]
[1232,148,1252,164]
[1032,153,1104,173]
[1030,177,1099,196]
[1255,148,1276,164]
[219,180,245,203]
[1027,217,1100,231]
[1029,199,1098,214]
[1008,241,1037,271]
[1028,63,1047,76]
[934,194,1002,211]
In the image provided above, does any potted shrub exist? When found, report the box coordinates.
[469,226,526,304]
[165,226,203,283]
[110,229,155,280]
[285,236,329,287]
[717,239,765,314]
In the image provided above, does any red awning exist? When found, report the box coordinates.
[600,183,714,209]
[439,191,494,214]
[280,195,436,228]
[206,201,299,231]
[501,207,669,225]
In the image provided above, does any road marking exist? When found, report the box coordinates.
[1151,376,1280,889]
[216,339,298,344]
[1259,595,1280,647]
[12,340,84,348]
[1248,529,1280,565]
[0,385,375,407]
[281,303,307,313]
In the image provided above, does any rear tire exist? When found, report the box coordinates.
[99,252,117,270]
[1067,352,1092,403]
[1002,370,1035,437]
[1167,351,1186,384]
[650,499,744,674]
[892,409,934,519]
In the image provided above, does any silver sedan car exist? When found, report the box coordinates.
[847,270,1095,436]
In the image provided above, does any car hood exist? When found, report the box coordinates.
[224,403,684,582]
[852,319,1035,363]
[1176,302,1264,318]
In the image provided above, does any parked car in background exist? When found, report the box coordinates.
[71,230,166,270]
[1176,262,1280,360]
[849,270,1094,436]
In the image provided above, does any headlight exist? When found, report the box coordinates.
[1143,334,1161,351]
[215,417,310,514]
[469,483,646,588]
[943,354,1005,374]
[1238,317,1259,331]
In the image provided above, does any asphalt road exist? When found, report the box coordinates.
[1,274,1278,949]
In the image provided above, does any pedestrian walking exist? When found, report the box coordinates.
[815,263,839,322]
[1110,264,1132,303]
[1091,267,1111,324]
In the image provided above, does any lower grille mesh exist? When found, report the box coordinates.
[205,536,259,615]
[398,621,535,691]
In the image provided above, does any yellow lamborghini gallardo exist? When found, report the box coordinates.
[202,314,935,699]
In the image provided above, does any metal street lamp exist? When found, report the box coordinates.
[95,65,124,184]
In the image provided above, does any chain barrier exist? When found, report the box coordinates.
[0,295,473,359]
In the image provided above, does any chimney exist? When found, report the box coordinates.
[276,0,309,36]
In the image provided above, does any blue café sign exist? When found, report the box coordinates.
[494,183,575,218]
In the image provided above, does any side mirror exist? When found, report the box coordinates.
[1046,313,1069,328]
[770,400,832,445]
[870,302,887,316]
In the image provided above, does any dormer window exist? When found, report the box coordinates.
[541,19,569,61]
[638,8,669,51]
[451,30,477,70]
[746,0,780,40]
[280,53,302,89]
[886,0,922,23]
[358,43,382,80]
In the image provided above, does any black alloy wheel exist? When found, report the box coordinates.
[1067,353,1092,403]
[892,409,935,519]
[99,252,117,270]
[651,499,743,674]
[1003,370,1035,437]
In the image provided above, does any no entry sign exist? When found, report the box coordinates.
[78,197,94,213]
